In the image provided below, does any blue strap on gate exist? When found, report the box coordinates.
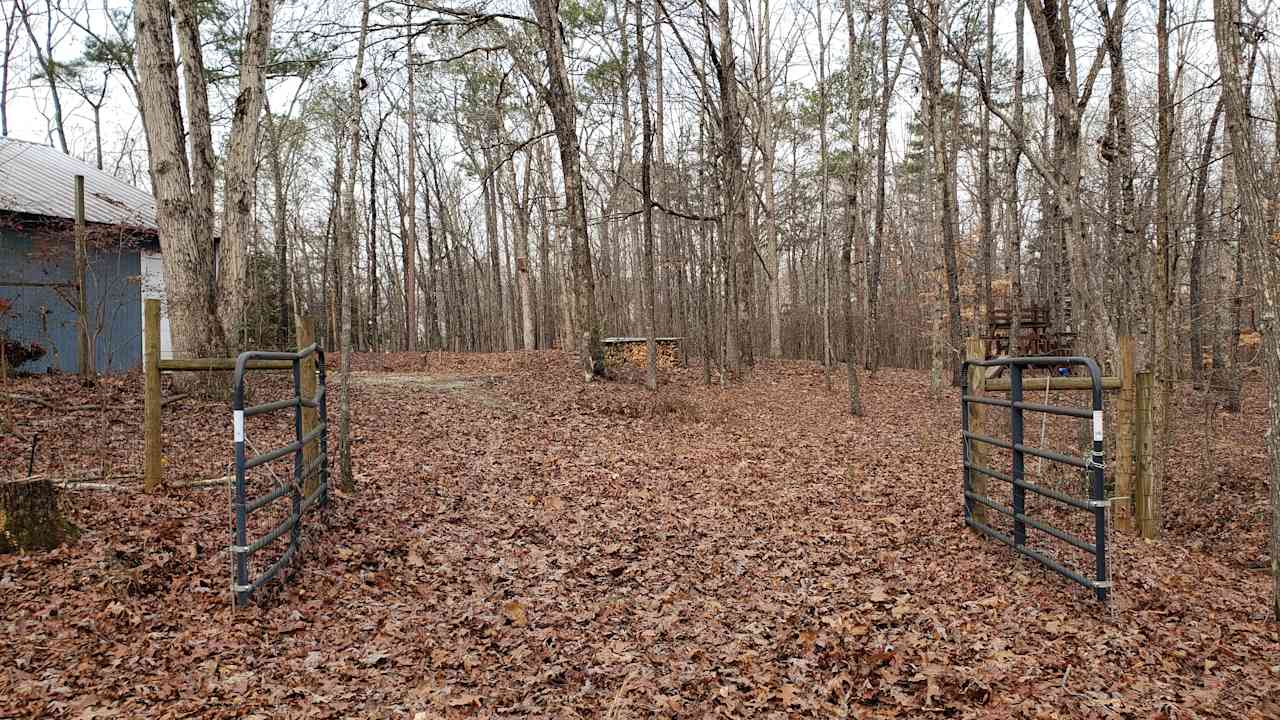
[230,344,328,606]
[961,356,1110,602]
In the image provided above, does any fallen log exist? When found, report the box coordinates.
[172,475,233,489]
[1,392,57,410]
[53,482,121,491]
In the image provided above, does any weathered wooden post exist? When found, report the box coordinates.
[144,298,162,491]
[1135,370,1156,538]
[296,312,320,496]
[965,337,988,523]
[1113,336,1136,531]
[73,175,92,378]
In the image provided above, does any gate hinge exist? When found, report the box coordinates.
[1088,499,1110,508]
[1091,581,1114,589]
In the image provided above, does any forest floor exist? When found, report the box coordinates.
[1,351,1278,718]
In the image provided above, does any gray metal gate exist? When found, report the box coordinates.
[961,356,1111,601]
[230,344,328,606]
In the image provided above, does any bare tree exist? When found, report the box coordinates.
[1006,0,1025,356]
[16,0,68,153]
[866,0,902,371]
[908,0,962,385]
[1213,0,1279,619]
[133,0,227,363]
[714,0,751,372]
[842,0,865,416]
[1,2,19,137]
[528,0,605,379]
[761,0,781,359]
[219,0,276,342]
[339,0,372,491]
[405,15,420,351]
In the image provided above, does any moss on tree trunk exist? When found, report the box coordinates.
[0,479,78,554]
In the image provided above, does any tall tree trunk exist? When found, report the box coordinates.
[1189,101,1223,389]
[815,0,832,389]
[1007,0,1026,356]
[654,13,674,348]
[339,0,371,491]
[405,25,419,351]
[322,132,344,350]
[978,0,994,332]
[422,162,443,349]
[367,121,382,351]
[1214,0,1280,619]
[133,0,226,363]
[636,0,658,390]
[1099,0,1136,337]
[842,0,864,415]
[217,0,275,345]
[867,0,894,371]
[265,105,290,346]
[530,0,604,379]
[1222,134,1243,413]
[909,0,962,385]
[537,138,555,348]
[482,156,505,350]
[508,154,536,351]
[1024,0,1100,357]
[761,0,781,359]
[1147,0,1172,539]
[174,0,219,339]
[717,0,751,372]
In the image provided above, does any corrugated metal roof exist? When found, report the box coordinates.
[0,138,156,230]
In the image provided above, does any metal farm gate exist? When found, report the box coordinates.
[961,356,1111,601]
[230,344,328,606]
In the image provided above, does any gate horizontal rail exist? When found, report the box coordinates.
[231,344,328,606]
[961,356,1110,601]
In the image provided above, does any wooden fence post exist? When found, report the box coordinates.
[74,175,92,378]
[1113,336,1136,531]
[144,298,162,491]
[1135,370,1155,537]
[965,337,987,524]
[296,312,319,496]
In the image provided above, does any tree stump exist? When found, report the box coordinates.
[0,479,78,554]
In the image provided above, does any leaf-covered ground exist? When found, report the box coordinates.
[1,352,1278,718]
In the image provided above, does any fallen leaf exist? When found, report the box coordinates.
[502,599,529,627]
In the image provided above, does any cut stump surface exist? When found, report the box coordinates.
[0,478,78,554]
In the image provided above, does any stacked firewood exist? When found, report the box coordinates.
[604,341,679,369]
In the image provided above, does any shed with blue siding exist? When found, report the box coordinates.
[0,138,170,374]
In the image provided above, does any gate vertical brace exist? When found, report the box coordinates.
[317,353,330,507]
[290,358,304,564]
[1010,364,1026,547]
[1090,377,1110,602]
[965,339,988,524]
[232,383,248,606]
[961,360,973,523]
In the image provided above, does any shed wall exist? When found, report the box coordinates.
[1,227,144,373]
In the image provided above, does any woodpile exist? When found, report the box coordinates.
[604,340,679,370]
[0,478,78,554]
